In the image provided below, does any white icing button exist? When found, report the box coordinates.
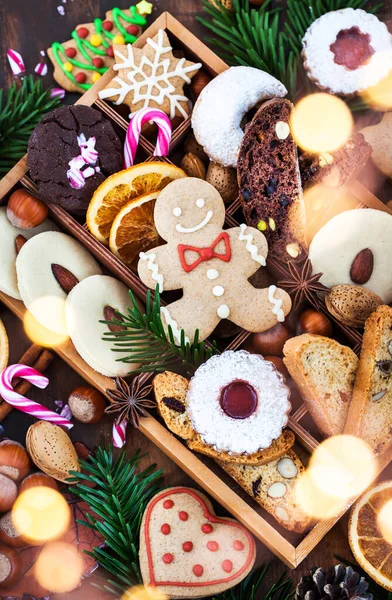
[173,207,182,217]
[217,304,230,319]
[275,121,290,140]
[207,269,219,280]
[196,198,205,208]
[213,286,224,297]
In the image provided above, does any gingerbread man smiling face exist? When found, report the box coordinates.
[138,178,291,343]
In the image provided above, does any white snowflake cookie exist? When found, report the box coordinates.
[186,351,291,455]
[302,8,392,96]
[99,29,201,119]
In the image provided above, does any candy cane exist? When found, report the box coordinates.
[112,419,127,448]
[124,108,172,168]
[0,364,73,429]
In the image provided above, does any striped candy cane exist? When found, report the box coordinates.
[7,49,25,76]
[112,419,127,448]
[0,364,73,429]
[124,108,172,168]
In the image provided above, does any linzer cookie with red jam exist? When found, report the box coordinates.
[302,8,392,95]
[138,178,291,343]
[237,98,306,259]
[139,487,256,598]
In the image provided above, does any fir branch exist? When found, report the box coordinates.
[0,75,61,176]
[101,287,218,376]
[211,565,294,600]
[68,446,163,593]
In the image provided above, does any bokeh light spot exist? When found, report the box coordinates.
[121,585,168,600]
[23,297,69,348]
[361,70,392,110]
[35,542,84,593]
[378,499,392,544]
[12,487,70,544]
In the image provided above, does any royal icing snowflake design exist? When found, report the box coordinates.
[99,29,202,119]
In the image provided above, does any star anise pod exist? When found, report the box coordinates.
[105,375,155,428]
[278,257,329,310]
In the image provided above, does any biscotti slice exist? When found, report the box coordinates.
[344,305,392,455]
[283,334,358,436]
[154,371,295,465]
[237,98,306,259]
[219,450,311,533]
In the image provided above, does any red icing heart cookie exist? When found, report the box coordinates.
[139,487,256,598]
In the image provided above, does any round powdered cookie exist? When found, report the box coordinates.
[309,209,392,303]
[65,274,140,376]
[186,351,291,455]
[28,105,122,214]
[16,231,102,335]
[302,8,392,96]
[192,66,287,168]
[0,207,59,300]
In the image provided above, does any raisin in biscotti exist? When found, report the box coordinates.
[219,450,311,533]
[344,305,392,455]
[237,98,306,259]
[153,371,295,466]
[283,334,359,437]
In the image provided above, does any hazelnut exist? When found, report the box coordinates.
[68,386,106,424]
[0,512,25,547]
[181,153,206,179]
[19,472,58,495]
[206,162,238,203]
[264,356,290,379]
[244,324,292,357]
[0,474,17,513]
[191,71,212,99]
[184,133,208,162]
[0,544,22,589]
[0,440,31,482]
[7,189,48,229]
[297,309,333,337]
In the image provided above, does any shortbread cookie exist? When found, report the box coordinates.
[361,113,392,179]
[309,209,392,303]
[302,8,392,95]
[28,105,122,214]
[0,207,59,300]
[66,274,140,377]
[345,305,392,455]
[137,178,291,343]
[153,371,295,465]
[99,29,201,119]
[139,487,256,598]
[220,450,311,533]
[16,231,101,335]
[283,334,359,436]
[237,99,306,259]
[192,66,287,168]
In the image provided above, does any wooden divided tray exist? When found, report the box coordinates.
[1,11,392,568]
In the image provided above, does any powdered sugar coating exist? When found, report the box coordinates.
[192,67,287,168]
[302,8,392,95]
[186,351,291,455]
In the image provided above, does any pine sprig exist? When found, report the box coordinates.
[211,565,294,600]
[101,287,218,376]
[0,75,61,176]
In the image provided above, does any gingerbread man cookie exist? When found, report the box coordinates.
[137,178,291,343]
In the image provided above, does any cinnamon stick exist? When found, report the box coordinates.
[0,348,54,422]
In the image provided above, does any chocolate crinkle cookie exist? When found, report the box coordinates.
[28,105,122,214]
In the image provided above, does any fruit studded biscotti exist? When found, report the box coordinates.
[283,334,359,437]
[219,451,311,533]
[345,305,392,455]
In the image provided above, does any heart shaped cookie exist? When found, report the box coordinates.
[139,487,256,598]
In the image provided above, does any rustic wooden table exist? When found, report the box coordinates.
[0,0,388,598]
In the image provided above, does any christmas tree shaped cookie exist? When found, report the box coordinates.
[47,5,147,93]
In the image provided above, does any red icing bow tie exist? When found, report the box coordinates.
[178,232,231,273]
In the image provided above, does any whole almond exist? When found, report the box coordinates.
[206,162,238,203]
[180,153,206,179]
[15,235,27,255]
[104,305,125,332]
[325,284,382,328]
[350,248,374,284]
[51,264,79,294]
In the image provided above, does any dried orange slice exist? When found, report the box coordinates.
[87,162,186,245]
[0,318,9,370]
[109,191,161,269]
[349,480,392,590]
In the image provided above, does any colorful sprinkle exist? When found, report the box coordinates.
[50,87,66,99]
[163,499,174,509]
[163,553,174,564]
[201,523,213,534]
[90,34,102,47]
[136,0,153,15]
[106,47,114,57]
[65,47,77,58]
[102,20,113,31]
[161,523,171,535]
[222,560,233,573]
[75,72,87,84]
[113,34,125,44]
[77,27,89,38]
[34,62,48,76]
[207,541,219,552]
[63,61,73,72]
[193,564,204,577]
[127,24,139,36]
[7,49,25,76]
[91,72,101,83]
[92,57,104,68]
[233,540,244,551]
[57,5,65,15]
[179,511,188,521]
[182,541,193,552]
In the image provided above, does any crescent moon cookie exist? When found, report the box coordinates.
[16,231,102,335]
[137,178,291,343]
[191,66,287,168]
[186,351,291,456]
[309,209,392,304]
[302,8,392,95]
[65,275,140,376]
[0,207,59,300]
[139,486,256,598]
